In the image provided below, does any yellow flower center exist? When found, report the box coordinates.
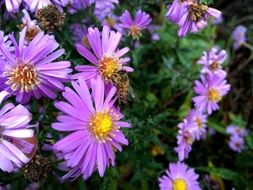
[82,36,89,47]
[106,17,116,27]
[129,25,141,38]
[208,61,220,71]
[4,64,40,92]
[98,55,120,82]
[90,112,113,142]
[206,88,222,102]
[195,117,203,128]
[173,179,187,190]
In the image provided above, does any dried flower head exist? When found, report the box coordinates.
[36,5,65,32]
[23,155,52,182]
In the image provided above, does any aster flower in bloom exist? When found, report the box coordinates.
[193,74,230,115]
[0,28,72,104]
[3,0,22,12]
[73,25,133,83]
[0,91,35,172]
[159,162,201,190]
[53,77,131,179]
[119,10,152,39]
[102,14,122,32]
[187,109,207,140]
[70,22,89,47]
[175,119,196,161]
[228,135,245,153]
[166,0,221,36]
[197,47,227,77]
[226,125,247,138]
[232,25,247,50]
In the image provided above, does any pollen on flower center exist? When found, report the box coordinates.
[82,36,89,47]
[129,25,141,38]
[106,17,116,27]
[206,88,222,102]
[98,55,120,82]
[208,61,220,71]
[183,131,194,145]
[195,117,203,128]
[90,112,113,142]
[189,3,208,22]
[235,142,241,148]
[173,178,187,190]
[4,64,40,92]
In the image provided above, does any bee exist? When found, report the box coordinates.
[111,72,135,105]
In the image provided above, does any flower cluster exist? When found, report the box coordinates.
[174,47,231,162]
[159,46,231,190]
[226,125,247,153]
[0,0,155,182]
[166,0,221,36]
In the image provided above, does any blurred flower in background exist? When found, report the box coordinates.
[232,25,247,50]
[119,10,152,39]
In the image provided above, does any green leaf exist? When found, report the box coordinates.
[208,118,226,134]
[196,167,238,180]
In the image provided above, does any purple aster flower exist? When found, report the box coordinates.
[24,0,52,12]
[159,162,201,190]
[166,0,221,36]
[73,25,133,83]
[119,10,152,39]
[186,109,207,140]
[226,125,248,138]
[232,25,247,50]
[68,0,89,14]
[197,47,227,77]
[92,0,118,20]
[175,119,196,161]
[3,0,22,12]
[0,28,72,104]
[53,76,131,179]
[70,22,89,47]
[166,0,189,24]
[193,74,230,115]
[102,14,122,32]
[228,135,245,153]
[24,0,69,12]
[0,91,35,172]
